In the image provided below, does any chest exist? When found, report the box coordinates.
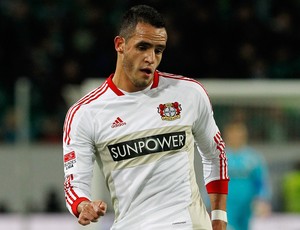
[228,154,257,178]
[93,91,196,143]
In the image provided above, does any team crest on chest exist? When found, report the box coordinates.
[157,102,182,121]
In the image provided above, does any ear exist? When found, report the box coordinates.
[114,36,125,53]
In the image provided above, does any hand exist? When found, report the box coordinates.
[77,200,107,226]
[254,200,271,217]
[212,220,227,230]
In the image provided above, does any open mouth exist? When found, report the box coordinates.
[141,68,152,75]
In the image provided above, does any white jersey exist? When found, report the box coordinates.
[63,71,228,230]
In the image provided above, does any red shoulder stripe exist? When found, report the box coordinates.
[63,81,109,145]
[158,71,213,108]
[159,71,210,97]
[63,82,108,136]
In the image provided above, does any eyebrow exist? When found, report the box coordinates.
[137,41,166,50]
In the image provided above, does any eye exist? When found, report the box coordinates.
[138,44,148,51]
[155,48,164,54]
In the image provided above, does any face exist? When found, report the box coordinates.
[224,123,248,150]
[115,22,167,92]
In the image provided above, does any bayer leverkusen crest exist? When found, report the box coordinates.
[157,102,182,121]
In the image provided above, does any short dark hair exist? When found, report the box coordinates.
[119,5,166,39]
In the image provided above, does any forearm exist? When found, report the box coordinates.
[208,193,227,230]
[209,193,227,211]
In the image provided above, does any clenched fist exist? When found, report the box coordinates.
[77,200,107,226]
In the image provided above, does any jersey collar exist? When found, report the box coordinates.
[107,71,160,96]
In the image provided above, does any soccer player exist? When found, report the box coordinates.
[63,5,229,230]
[223,120,271,230]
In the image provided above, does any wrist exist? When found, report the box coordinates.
[211,209,227,223]
[72,198,90,217]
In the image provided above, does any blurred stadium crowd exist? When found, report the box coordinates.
[0,0,300,143]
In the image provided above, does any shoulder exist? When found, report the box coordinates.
[63,82,111,144]
[157,71,209,96]
[71,80,111,110]
[64,80,111,125]
[157,71,212,109]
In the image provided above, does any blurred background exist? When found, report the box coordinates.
[0,0,299,229]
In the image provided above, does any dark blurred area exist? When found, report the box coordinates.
[0,0,299,143]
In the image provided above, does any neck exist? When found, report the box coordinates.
[112,68,138,93]
[112,62,153,93]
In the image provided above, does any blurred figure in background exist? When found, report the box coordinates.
[223,120,271,230]
[283,160,300,213]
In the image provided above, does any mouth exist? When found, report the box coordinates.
[140,68,152,75]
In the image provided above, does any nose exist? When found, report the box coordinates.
[144,50,155,64]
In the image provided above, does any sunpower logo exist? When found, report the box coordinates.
[108,131,186,161]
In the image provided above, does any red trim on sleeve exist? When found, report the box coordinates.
[71,197,90,217]
[206,180,229,194]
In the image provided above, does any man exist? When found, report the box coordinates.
[223,120,271,230]
[63,5,229,230]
